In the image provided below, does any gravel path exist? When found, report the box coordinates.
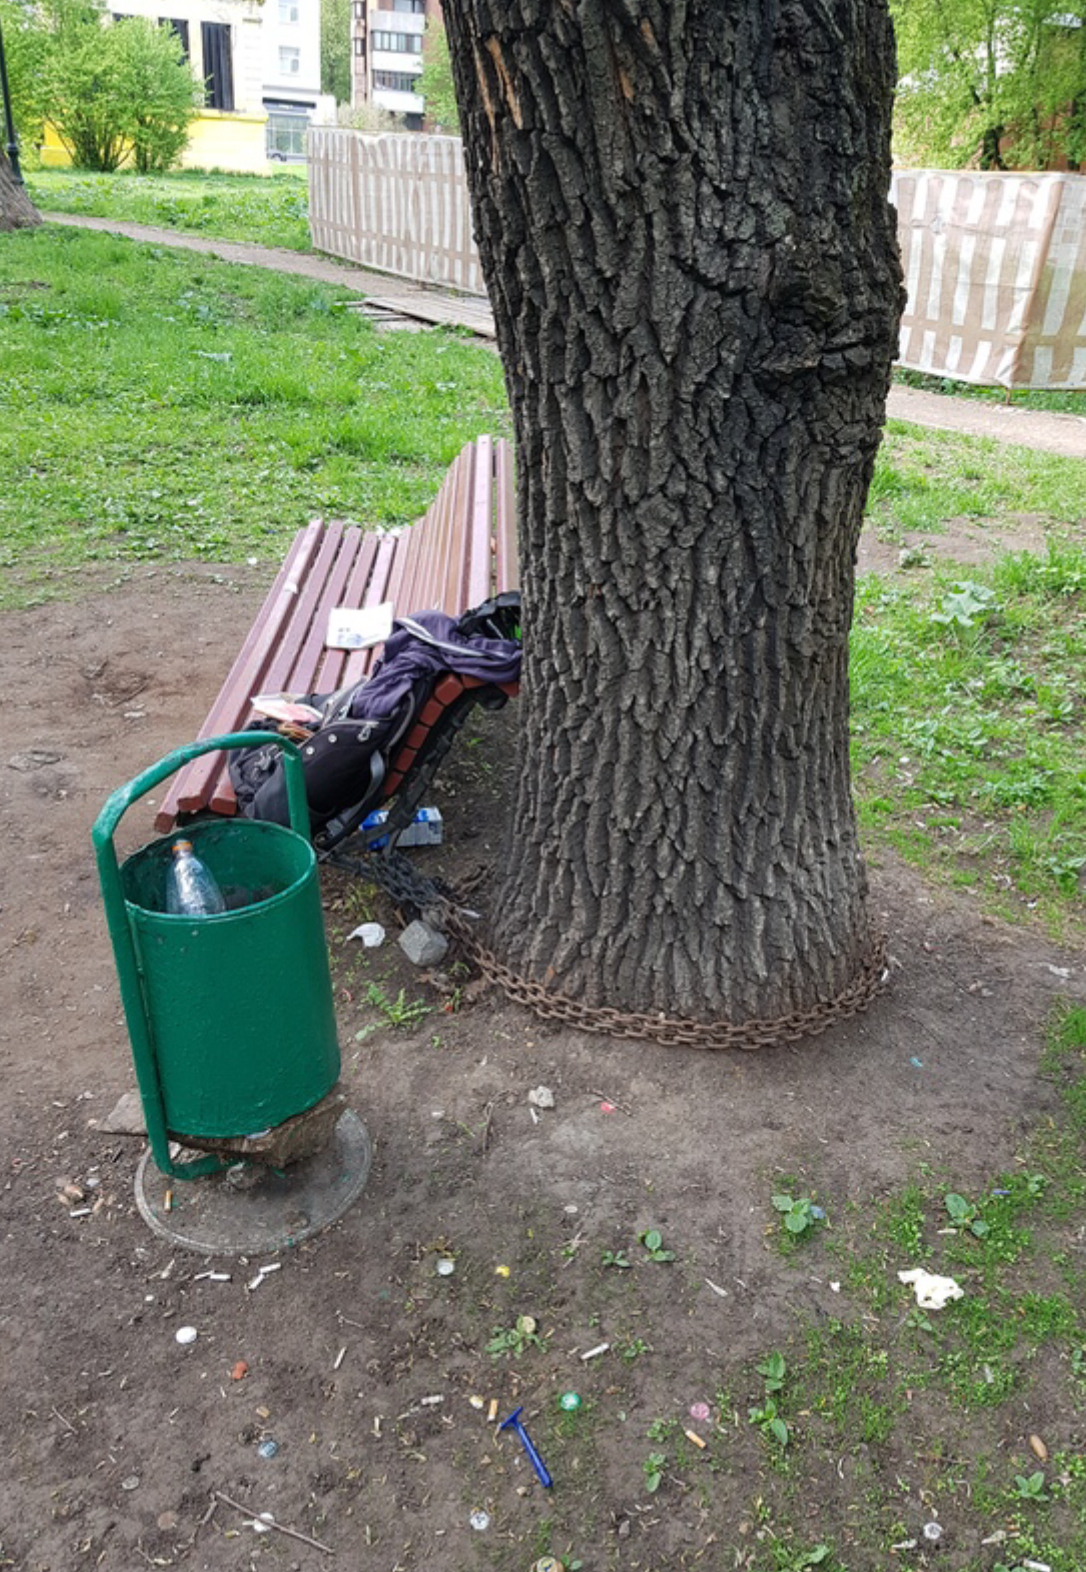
[43,211,1086,457]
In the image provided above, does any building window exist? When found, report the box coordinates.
[201,21,234,111]
[160,16,190,58]
[353,1,364,15]
[278,0,299,22]
[266,106,308,161]
[279,45,301,75]
[353,36,365,55]
[373,69,421,92]
[370,30,423,52]
[390,0,425,11]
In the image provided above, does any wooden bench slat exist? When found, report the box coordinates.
[495,436,518,594]
[467,433,494,611]
[429,450,462,615]
[402,452,455,618]
[340,531,399,689]
[259,521,347,700]
[155,522,325,833]
[312,530,380,695]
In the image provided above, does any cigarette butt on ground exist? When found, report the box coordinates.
[684,1428,707,1450]
[487,1398,498,1423]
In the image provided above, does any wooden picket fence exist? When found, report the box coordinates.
[308,131,1086,390]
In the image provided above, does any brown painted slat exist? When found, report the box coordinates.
[285,524,362,698]
[400,454,453,619]
[421,455,456,616]
[341,532,398,688]
[390,481,434,621]
[255,522,346,703]
[156,523,324,832]
[312,530,380,694]
[466,433,494,609]
[495,438,519,593]
[207,524,362,818]
[439,443,474,612]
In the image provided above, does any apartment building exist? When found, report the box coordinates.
[351,0,441,130]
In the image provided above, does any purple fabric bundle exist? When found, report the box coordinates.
[344,611,522,720]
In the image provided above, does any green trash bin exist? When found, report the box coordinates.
[93,733,340,1181]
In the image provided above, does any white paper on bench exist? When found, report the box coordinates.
[326,602,394,651]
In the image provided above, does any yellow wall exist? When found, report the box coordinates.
[40,110,269,174]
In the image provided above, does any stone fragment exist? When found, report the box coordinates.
[398,920,448,967]
[184,1088,347,1167]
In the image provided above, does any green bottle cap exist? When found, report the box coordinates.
[558,1391,581,1411]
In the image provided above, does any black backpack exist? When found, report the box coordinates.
[229,594,520,853]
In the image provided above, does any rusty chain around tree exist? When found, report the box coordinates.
[352,847,890,1052]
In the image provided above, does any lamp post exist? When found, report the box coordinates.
[0,14,24,185]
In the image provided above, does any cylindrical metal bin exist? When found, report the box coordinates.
[93,734,340,1180]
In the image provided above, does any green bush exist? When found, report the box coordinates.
[1,0,199,172]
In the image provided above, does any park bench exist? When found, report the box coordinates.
[154,435,519,840]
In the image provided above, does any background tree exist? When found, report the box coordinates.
[441,1,902,1026]
[0,147,40,229]
[419,17,459,133]
[320,0,350,105]
[114,17,200,173]
[0,0,49,151]
[1,0,198,172]
[893,0,1086,169]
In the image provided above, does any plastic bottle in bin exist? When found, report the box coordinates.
[165,839,226,916]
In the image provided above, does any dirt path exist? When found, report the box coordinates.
[42,212,1086,457]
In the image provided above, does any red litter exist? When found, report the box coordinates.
[599,1102,617,1114]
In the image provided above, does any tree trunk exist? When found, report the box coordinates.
[980,124,1007,170]
[443,0,902,1022]
[0,150,40,231]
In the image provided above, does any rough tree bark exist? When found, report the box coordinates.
[0,150,40,231]
[443,0,903,1022]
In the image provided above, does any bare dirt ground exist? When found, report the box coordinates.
[1,559,1084,1572]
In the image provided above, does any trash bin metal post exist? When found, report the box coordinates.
[92,733,309,1181]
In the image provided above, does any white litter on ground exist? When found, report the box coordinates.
[898,1267,964,1309]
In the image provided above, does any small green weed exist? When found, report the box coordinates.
[748,1394,789,1447]
[486,1315,548,1360]
[930,579,999,630]
[944,1191,990,1237]
[749,1351,790,1446]
[638,1228,675,1263]
[364,983,431,1029]
[1014,1471,1049,1502]
[772,1193,825,1240]
[601,1249,631,1270]
[619,1337,650,1362]
[642,1451,666,1493]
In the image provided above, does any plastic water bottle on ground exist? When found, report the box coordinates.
[165,840,226,915]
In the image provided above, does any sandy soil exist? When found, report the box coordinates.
[1,563,1083,1572]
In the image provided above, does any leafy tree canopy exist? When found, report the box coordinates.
[419,17,459,134]
[320,0,350,105]
[892,0,1086,169]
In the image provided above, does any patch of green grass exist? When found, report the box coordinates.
[870,420,1086,536]
[25,167,312,250]
[896,366,1086,418]
[851,547,1086,938]
[0,227,509,608]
